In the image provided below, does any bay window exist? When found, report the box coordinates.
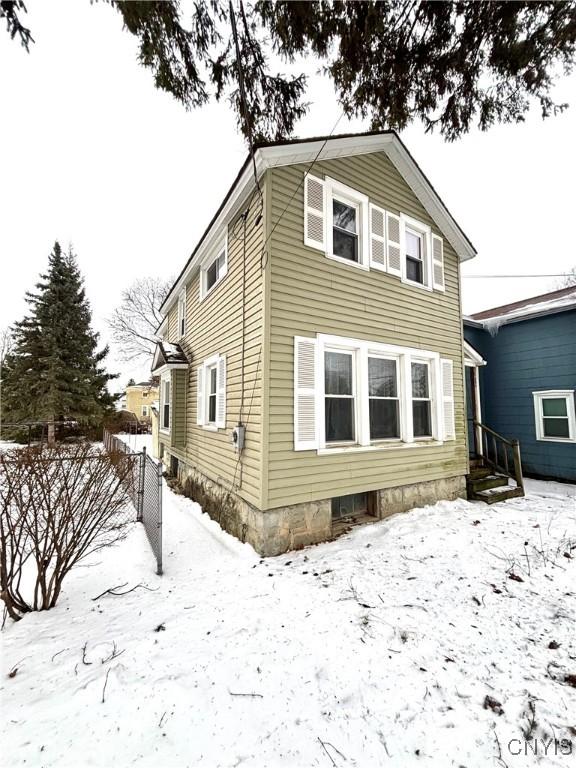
[324,351,355,443]
[368,357,400,439]
[411,361,432,438]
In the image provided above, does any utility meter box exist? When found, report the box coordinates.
[232,424,245,452]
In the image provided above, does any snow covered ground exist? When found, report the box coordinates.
[1,467,575,767]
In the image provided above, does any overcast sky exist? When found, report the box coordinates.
[1,1,575,386]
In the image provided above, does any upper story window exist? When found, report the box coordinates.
[200,237,228,300]
[303,173,446,289]
[332,199,359,263]
[177,289,186,337]
[533,390,576,443]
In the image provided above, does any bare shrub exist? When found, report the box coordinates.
[0,443,134,621]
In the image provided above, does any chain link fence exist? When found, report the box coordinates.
[104,430,163,574]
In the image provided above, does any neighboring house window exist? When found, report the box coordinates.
[533,390,576,443]
[161,377,171,431]
[369,357,400,439]
[142,405,148,417]
[197,355,226,429]
[294,334,456,452]
[143,391,148,398]
[201,238,228,299]
[324,350,356,443]
[177,289,186,337]
[411,361,432,438]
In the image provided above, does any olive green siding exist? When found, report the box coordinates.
[264,151,468,509]
[159,181,267,509]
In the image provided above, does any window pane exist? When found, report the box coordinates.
[406,230,421,259]
[333,228,358,261]
[406,257,423,284]
[370,399,400,439]
[543,417,570,438]
[208,393,217,423]
[331,492,367,520]
[206,260,218,290]
[369,358,397,397]
[325,352,353,395]
[333,200,356,233]
[411,363,429,398]
[413,400,432,437]
[210,366,217,395]
[163,403,170,429]
[542,398,567,417]
[325,398,354,442]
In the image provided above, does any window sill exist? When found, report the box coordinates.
[401,277,433,292]
[201,424,219,432]
[536,436,576,444]
[160,428,170,435]
[317,440,443,455]
[326,254,369,271]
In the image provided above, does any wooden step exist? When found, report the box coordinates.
[467,473,510,492]
[469,486,525,504]
[467,467,492,481]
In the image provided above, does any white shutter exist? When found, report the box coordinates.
[369,204,387,271]
[386,212,402,276]
[304,174,325,251]
[441,358,455,441]
[216,355,226,428]
[294,337,318,451]
[432,234,445,291]
[196,365,205,426]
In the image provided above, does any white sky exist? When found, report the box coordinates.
[1,1,575,386]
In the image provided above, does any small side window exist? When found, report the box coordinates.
[533,391,576,442]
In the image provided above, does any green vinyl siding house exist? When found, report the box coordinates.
[152,131,477,555]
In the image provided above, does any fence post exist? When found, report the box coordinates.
[156,459,163,575]
[137,447,146,522]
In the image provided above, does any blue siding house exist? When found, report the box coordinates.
[464,287,576,482]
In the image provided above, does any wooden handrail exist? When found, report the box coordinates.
[472,420,524,493]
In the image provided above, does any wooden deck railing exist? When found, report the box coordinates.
[473,421,524,493]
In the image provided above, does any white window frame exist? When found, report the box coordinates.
[400,214,433,291]
[200,235,228,300]
[323,348,358,446]
[368,354,403,442]
[177,288,186,338]
[315,334,442,453]
[532,390,576,443]
[197,354,226,431]
[410,359,433,440]
[160,375,171,433]
[141,405,148,418]
[325,177,370,271]
[205,361,218,426]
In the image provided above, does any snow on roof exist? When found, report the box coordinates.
[469,286,576,334]
[151,341,189,373]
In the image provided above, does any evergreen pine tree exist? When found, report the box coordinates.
[2,242,118,428]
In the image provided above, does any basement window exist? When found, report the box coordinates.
[331,491,376,522]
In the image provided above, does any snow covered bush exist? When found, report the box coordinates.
[0,443,134,622]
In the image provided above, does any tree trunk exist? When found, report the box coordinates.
[47,421,55,446]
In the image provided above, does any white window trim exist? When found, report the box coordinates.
[322,348,358,447]
[177,288,186,338]
[367,353,403,443]
[411,358,434,440]
[532,390,576,443]
[199,234,228,301]
[198,354,226,431]
[315,334,442,452]
[160,374,171,434]
[400,214,433,291]
[141,405,148,417]
[325,177,370,271]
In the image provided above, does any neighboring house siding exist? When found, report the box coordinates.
[265,152,467,510]
[159,183,266,508]
[464,312,576,481]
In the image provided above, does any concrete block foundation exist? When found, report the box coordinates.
[175,459,466,557]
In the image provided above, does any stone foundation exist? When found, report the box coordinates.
[174,457,466,557]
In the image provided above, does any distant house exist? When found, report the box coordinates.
[150,130,482,556]
[464,287,576,482]
[124,381,160,424]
